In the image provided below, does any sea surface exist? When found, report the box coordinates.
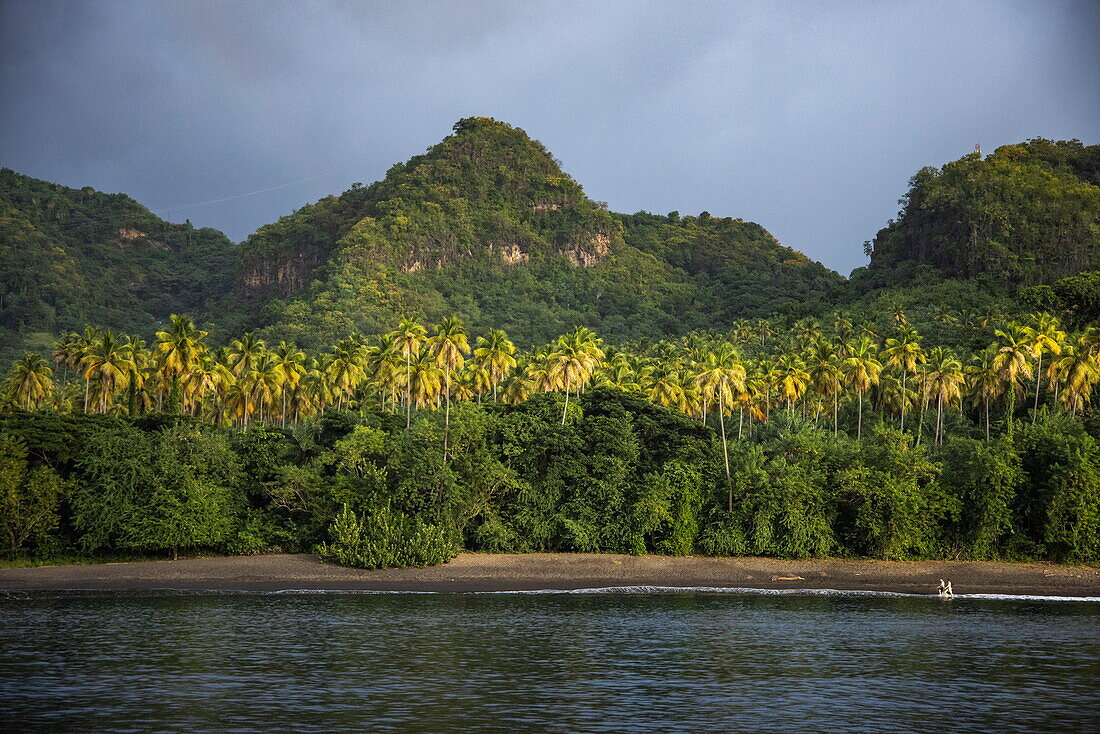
[2,589,1099,733]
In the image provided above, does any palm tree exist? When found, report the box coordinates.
[299,357,336,420]
[647,363,688,412]
[182,355,224,421]
[122,336,151,417]
[884,328,925,431]
[327,338,366,411]
[1023,312,1065,422]
[833,312,854,341]
[875,369,915,430]
[729,320,753,344]
[272,342,306,426]
[65,326,102,413]
[992,324,1032,437]
[695,343,746,510]
[966,347,1001,442]
[807,342,844,436]
[922,346,965,445]
[429,316,470,455]
[154,314,208,402]
[81,330,135,414]
[549,327,604,425]
[1051,336,1100,415]
[593,355,642,392]
[500,365,534,404]
[842,336,882,439]
[4,353,54,410]
[366,334,403,413]
[754,320,774,346]
[248,352,285,424]
[391,318,428,427]
[227,333,267,378]
[773,354,810,413]
[474,329,517,403]
[52,331,86,385]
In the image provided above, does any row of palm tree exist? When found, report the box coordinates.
[5,311,1100,453]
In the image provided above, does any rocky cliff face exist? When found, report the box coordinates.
[238,247,326,299]
[231,117,622,302]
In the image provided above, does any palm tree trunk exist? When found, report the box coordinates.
[719,393,731,512]
[917,388,926,446]
[936,394,944,445]
[406,355,413,429]
[857,392,863,439]
[443,368,451,462]
[561,380,570,425]
[1033,354,1042,422]
[738,407,744,439]
[900,370,907,431]
[833,392,838,437]
[1006,388,1016,439]
[985,396,990,442]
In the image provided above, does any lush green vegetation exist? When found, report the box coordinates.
[220,117,845,346]
[1,119,842,358]
[3,123,1099,570]
[869,139,1100,285]
[0,168,236,360]
[3,308,1100,567]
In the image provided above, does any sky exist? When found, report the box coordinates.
[1,1,1098,276]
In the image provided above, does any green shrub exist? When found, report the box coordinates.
[317,504,458,569]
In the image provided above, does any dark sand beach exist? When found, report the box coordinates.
[1,553,1099,596]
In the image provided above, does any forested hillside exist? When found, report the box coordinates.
[868,139,1100,284]
[226,117,841,346]
[4,128,1100,570]
[0,169,236,352]
[3,127,1098,358]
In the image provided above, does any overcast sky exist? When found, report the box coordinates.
[1,1,1097,275]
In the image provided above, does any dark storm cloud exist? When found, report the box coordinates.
[2,0,1097,274]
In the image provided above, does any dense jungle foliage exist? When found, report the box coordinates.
[3,307,1100,567]
[3,123,1099,569]
[868,139,1100,284]
[3,391,1098,567]
[1,119,842,360]
[228,118,841,347]
[0,168,236,355]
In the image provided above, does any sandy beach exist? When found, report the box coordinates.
[1,552,1099,596]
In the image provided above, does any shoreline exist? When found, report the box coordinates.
[2,553,1099,597]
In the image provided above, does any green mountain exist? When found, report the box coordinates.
[867,139,1100,285]
[229,117,841,346]
[5,124,1097,357]
[0,168,236,351]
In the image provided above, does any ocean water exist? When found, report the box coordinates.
[2,590,1098,733]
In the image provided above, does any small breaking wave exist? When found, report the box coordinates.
[4,586,1098,602]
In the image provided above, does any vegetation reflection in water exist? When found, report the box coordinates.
[2,592,1098,733]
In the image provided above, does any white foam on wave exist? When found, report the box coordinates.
[475,585,1100,601]
[5,586,1099,602]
